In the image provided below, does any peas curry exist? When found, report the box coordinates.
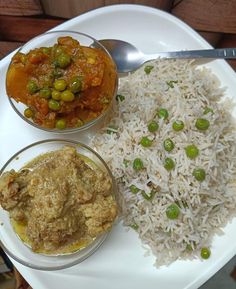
[6,36,117,130]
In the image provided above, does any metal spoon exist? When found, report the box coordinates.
[99,39,236,74]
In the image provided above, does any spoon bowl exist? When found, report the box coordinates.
[98,39,145,73]
[99,39,236,74]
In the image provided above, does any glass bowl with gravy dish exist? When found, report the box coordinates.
[5,31,118,134]
[0,139,118,270]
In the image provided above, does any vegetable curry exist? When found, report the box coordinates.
[6,36,117,129]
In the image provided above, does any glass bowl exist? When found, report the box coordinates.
[6,31,118,134]
[0,139,117,270]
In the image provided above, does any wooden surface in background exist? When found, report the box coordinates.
[41,0,173,18]
[172,0,236,34]
[0,40,23,59]
[0,15,63,42]
[0,0,42,15]
[0,0,236,70]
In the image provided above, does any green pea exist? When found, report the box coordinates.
[61,90,75,102]
[201,247,211,259]
[53,45,64,57]
[133,158,144,171]
[54,79,67,91]
[203,107,214,115]
[39,88,51,99]
[24,108,33,118]
[185,144,199,159]
[130,185,140,194]
[172,120,184,131]
[193,168,206,182]
[55,119,66,129]
[166,204,180,219]
[148,120,159,132]
[41,47,50,55]
[158,108,169,119]
[69,77,82,93]
[48,99,60,111]
[52,68,63,79]
[144,65,154,75]
[163,138,174,152]
[27,80,39,94]
[56,53,71,68]
[116,94,125,102]
[195,118,210,131]
[51,90,61,100]
[164,157,175,171]
[140,136,153,147]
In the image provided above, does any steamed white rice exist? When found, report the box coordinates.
[92,59,236,266]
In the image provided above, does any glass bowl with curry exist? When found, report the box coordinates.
[0,139,118,270]
[6,31,118,133]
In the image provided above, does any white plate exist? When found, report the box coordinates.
[0,4,236,289]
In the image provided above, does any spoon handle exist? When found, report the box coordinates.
[145,48,236,60]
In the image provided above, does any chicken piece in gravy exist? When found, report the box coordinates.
[0,146,117,254]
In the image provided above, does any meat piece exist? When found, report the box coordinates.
[0,146,117,254]
[0,170,28,210]
[82,195,117,237]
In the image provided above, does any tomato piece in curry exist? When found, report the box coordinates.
[6,36,117,129]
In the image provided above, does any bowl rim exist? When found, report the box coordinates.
[6,30,118,134]
[0,138,117,271]
[0,234,108,271]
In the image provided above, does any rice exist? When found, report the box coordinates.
[92,59,236,266]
